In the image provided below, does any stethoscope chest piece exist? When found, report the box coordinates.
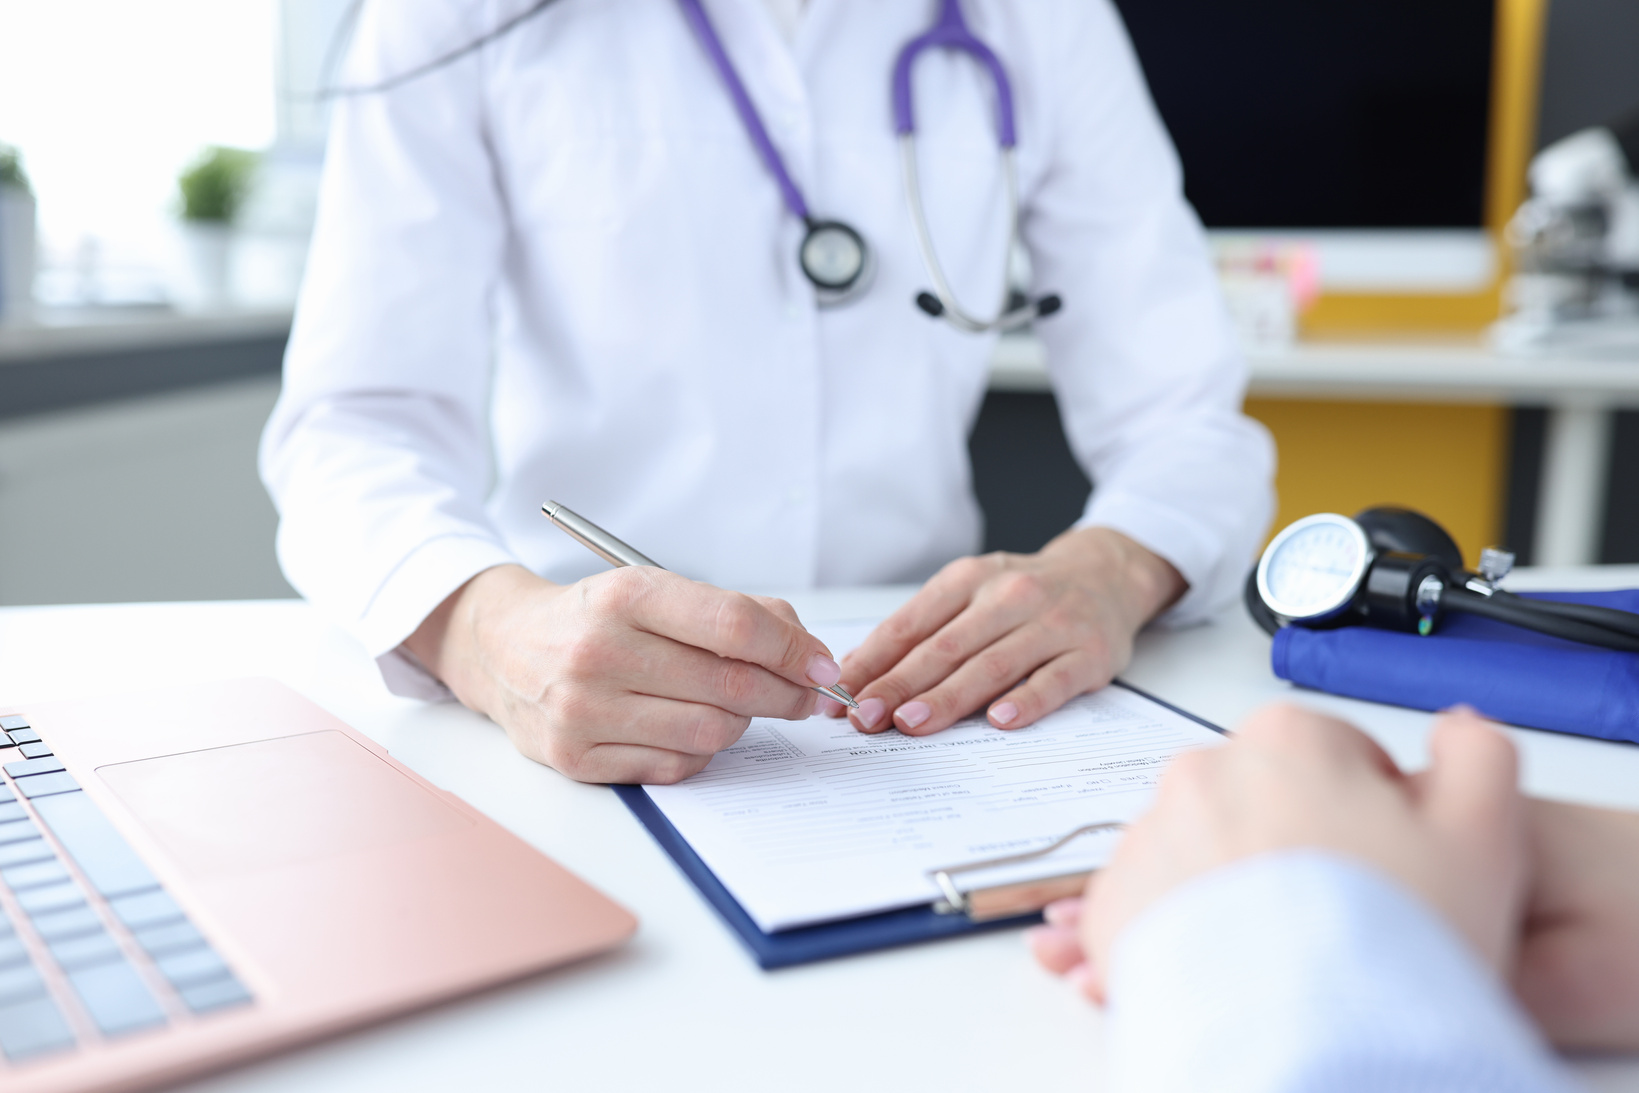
[800,219,876,306]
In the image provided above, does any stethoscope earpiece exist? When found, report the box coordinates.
[915,292,1064,329]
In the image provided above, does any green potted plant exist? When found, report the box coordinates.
[175,145,259,310]
[0,142,36,321]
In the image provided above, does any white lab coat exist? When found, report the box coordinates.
[260,0,1275,694]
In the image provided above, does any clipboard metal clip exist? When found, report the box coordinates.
[929,822,1126,922]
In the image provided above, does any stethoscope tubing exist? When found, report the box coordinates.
[900,138,1032,333]
[674,0,811,224]
[1442,588,1639,653]
[890,0,1018,148]
[1485,590,1639,641]
[676,0,1052,326]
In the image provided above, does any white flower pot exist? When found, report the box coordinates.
[0,186,37,321]
[175,221,235,312]
[232,230,308,308]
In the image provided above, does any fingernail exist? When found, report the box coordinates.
[896,701,931,729]
[806,654,842,687]
[991,701,1019,726]
[1067,962,1094,993]
[853,697,885,730]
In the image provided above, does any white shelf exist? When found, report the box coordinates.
[989,332,1639,407]
[9,312,1639,410]
[0,308,293,363]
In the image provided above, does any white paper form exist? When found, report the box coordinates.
[643,622,1225,932]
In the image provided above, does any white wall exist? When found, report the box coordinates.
[0,378,294,605]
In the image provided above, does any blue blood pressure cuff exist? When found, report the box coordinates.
[1272,589,1639,744]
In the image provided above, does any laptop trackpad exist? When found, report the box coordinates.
[98,731,473,877]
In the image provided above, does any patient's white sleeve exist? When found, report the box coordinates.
[1104,850,1577,1093]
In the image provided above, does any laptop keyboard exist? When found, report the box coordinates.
[0,713,253,1065]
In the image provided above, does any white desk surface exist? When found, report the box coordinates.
[3,574,1639,1092]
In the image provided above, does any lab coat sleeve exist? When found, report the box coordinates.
[1104,850,1578,1093]
[259,0,517,693]
[1021,0,1275,624]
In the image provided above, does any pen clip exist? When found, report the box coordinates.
[928,821,1124,921]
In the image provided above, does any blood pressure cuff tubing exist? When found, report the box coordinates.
[1271,589,1639,744]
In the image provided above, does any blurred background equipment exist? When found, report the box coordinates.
[989,0,1548,570]
[1210,240,1320,350]
[980,0,1639,580]
[1497,110,1639,353]
[1111,0,1527,334]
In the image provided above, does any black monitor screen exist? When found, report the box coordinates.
[1109,0,1496,229]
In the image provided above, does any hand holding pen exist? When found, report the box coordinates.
[542,501,857,711]
[402,503,854,786]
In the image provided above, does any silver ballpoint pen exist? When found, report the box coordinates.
[541,501,859,710]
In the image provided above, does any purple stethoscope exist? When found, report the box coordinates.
[676,0,1062,331]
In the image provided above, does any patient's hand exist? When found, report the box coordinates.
[1514,799,1639,1050]
[827,527,1184,736]
[1030,705,1529,1002]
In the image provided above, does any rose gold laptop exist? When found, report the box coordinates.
[0,678,636,1093]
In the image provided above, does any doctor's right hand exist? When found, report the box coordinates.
[403,564,842,784]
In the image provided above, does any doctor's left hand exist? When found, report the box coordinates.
[829,527,1185,735]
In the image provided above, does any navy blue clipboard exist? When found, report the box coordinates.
[613,681,1225,970]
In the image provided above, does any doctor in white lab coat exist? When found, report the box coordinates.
[260,0,1274,784]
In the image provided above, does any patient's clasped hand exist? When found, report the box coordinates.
[1029,703,1639,1088]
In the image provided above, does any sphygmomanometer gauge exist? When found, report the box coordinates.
[1249,507,1639,653]
[1255,512,1374,623]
